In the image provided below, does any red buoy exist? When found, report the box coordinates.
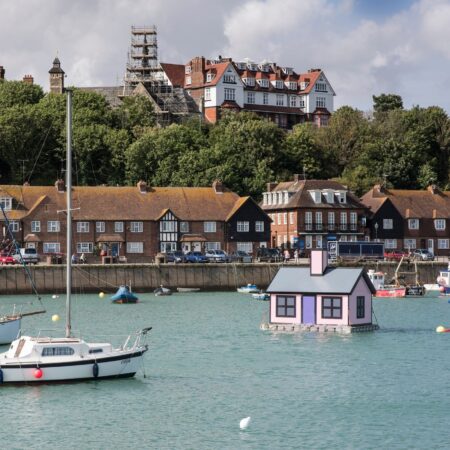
[34,368,43,379]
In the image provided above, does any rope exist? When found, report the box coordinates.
[73,265,118,289]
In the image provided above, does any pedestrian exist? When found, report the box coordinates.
[294,249,299,263]
[284,249,290,262]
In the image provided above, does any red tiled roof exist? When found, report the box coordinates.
[160,63,185,87]
[202,62,231,87]
[298,71,322,93]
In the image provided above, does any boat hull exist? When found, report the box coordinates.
[0,317,21,345]
[0,348,146,383]
[112,298,138,304]
[375,288,407,298]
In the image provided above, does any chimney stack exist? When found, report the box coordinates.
[266,182,277,192]
[22,75,34,85]
[137,180,148,194]
[55,179,65,193]
[212,179,224,194]
[428,184,439,195]
[0,66,5,80]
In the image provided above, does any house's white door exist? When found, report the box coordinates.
[428,239,434,255]
[193,242,202,252]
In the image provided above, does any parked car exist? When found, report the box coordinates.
[205,249,231,263]
[0,252,17,265]
[230,251,253,263]
[166,251,186,263]
[256,247,282,262]
[384,249,409,261]
[411,249,434,261]
[13,248,40,264]
[185,251,209,263]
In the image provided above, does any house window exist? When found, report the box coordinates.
[223,74,236,84]
[237,221,249,232]
[205,88,211,101]
[114,221,124,233]
[315,212,322,230]
[328,212,335,230]
[356,296,365,319]
[288,82,297,90]
[0,197,12,210]
[185,66,192,74]
[305,235,312,249]
[243,77,255,87]
[204,221,216,233]
[8,221,19,232]
[263,93,269,105]
[127,242,143,253]
[255,221,264,232]
[76,242,93,253]
[438,239,449,249]
[305,212,312,230]
[315,83,327,92]
[316,97,326,108]
[206,73,214,82]
[408,219,419,230]
[277,213,282,225]
[316,235,323,249]
[185,76,191,85]
[299,96,305,108]
[130,221,143,233]
[31,221,41,233]
[43,242,60,253]
[180,221,189,233]
[237,242,253,253]
[47,221,60,232]
[404,238,416,250]
[246,92,255,104]
[384,239,397,249]
[77,222,89,233]
[224,88,235,101]
[160,221,176,232]
[322,297,342,319]
[204,241,221,251]
[96,222,105,233]
[160,242,177,252]
[435,219,446,230]
[290,96,297,107]
[276,94,284,106]
[340,212,347,230]
[383,219,393,229]
[276,295,296,317]
[275,80,284,89]
[289,212,294,225]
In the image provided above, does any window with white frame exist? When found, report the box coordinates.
[276,94,284,106]
[96,222,105,233]
[206,72,214,82]
[130,221,143,233]
[204,88,211,101]
[316,97,326,108]
[315,83,327,92]
[223,74,236,83]
[340,212,347,229]
[205,241,221,251]
[283,213,287,225]
[160,221,176,232]
[224,88,235,101]
[0,197,12,210]
[290,96,297,107]
[31,221,41,233]
[246,92,255,104]
[77,222,89,233]
[160,242,177,253]
[438,239,449,249]
[275,80,284,89]
[43,242,60,253]
[328,212,335,229]
[114,221,124,233]
[299,97,305,108]
[383,219,393,229]
[237,242,253,253]
[127,242,143,253]
[47,221,60,232]
[180,221,189,233]
[289,212,294,225]
[277,213,282,225]
[408,219,419,230]
[288,82,297,90]
[244,77,255,87]
[435,219,446,230]
[185,65,192,74]
[237,221,249,232]
[305,211,312,230]
[258,79,269,88]
[305,235,312,249]
[8,221,19,232]
[404,238,416,250]
[255,221,264,232]
[316,235,323,249]
[315,212,322,229]
[185,76,191,85]
[76,242,93,253]
[384,239,397,249]
[263,93,269,105]
[204,221,216,233]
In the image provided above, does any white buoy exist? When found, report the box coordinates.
[239,417,251,430]
[52,294,59,299]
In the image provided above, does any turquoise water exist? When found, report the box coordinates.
[1,291,450,449]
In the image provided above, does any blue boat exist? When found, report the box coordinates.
[111,285,139,304]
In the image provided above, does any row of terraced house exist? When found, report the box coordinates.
[2,178,450,262]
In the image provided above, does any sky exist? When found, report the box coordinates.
[1,0,449,112]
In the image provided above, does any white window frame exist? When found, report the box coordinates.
[224,88,235,101]
[316,97,326,108]
[160,221,176,232]
[130,221,143,233]
[127,242,143,253]
[8,220,19,232]
[43,242,60,253]
[204,221,216,233]
[237,242,253,253]
[408,219,419,230]
[404,239,416,250]
[205,242,221,251]
[289,212,294,225]
[31,221,41,233]
[0,197,12,210]
[237,221,249,232]
[305,235,312,249]
[47,221,60,232]
[160,242,177,253]
[96,221,105,233]
[204,87,211,101]
[246,91,255,104]
[276,94,284,106]
[180,221,189,233]
[435,219,446,231]
[383,219,393,230]
[255,221,264,232]
[277,213,282,225]
[77,222,89,233]
[438,239,449,249]
[384,239,397,249]
[114,221,124,233]
[290,96,297,107]
[316,235,323,249]
[223,74,236,84]
[76,242,93,253]
[305,211,312,230]
[263,92,269,105]
[283,213,287,225]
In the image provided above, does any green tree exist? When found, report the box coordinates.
[373,93,403,114]
[0,81,44,111]
[114,95,156,136]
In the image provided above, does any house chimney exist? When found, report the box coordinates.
[191,56,206,84]
[310,250,328,276]
[55,179,65,193]
[266,182,277,192]
[23,181,30,186]
[137,180,148,194]
[428,184,439,195]
[293,174,300,182]
[213,179,224,194]
[0,66,5,80]
[22,75,34,84]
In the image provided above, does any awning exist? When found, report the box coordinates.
[180,234,207,242]
[96,234,125,243]
[24,233,41,242]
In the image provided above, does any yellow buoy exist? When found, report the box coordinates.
[436,325,446,333]
[52,314,60,322]
[99,292,105,298]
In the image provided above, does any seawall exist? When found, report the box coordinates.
[0,261,446,295]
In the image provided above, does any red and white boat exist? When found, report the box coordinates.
[367,270,406,298]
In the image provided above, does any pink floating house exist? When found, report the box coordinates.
[262,250,378,333]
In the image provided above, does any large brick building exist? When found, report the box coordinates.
[0,181,270,262]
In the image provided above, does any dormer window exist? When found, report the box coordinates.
[259,64,269,72]
[236,62,246,70]
[309,191,321,204]
[247,63,258,71]
[0,197,12,211]
[264,193,270,205]
[275,80,284,89]
[271,192,276,204]
[323,190,334,203]
[315,82,327,92]
[206,73,215,82]
[257,78,269,88]
[300,81,309,90]
[277,192,283,204]
[283,191,289,204]
[185,65,192,74]
[282,67,293,75]
[243,77,255,87]
[287,81,297,90]
[336,191,347,203]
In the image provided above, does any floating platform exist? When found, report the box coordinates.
[260,323,379,334]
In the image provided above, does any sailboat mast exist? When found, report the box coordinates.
[65,89,73,338]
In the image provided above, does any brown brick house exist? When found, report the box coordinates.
[260,176,369,252]
[0,180,270,262]
[361,184,450,256]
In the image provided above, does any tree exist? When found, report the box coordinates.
[373,93,403,117]
[114,95,156,136]
[0,81,44,111]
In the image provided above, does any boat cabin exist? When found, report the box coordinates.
[263,250,378,333]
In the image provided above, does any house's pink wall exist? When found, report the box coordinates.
[311,250,327,275]
[270,294,301,324]
[316,295,348,325]
[348,277,373,325]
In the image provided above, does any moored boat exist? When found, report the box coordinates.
[154,286,172,296]
[111,285,138,304]
[237,284,259,294]
[437,264,450,294]
[0,315,20,345]
[252,292,270,301]
[177,287,200,293]
[367,270,406,297]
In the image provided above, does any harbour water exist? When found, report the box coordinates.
[2,291,450,449]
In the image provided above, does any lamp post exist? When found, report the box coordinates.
[374,222,379,242]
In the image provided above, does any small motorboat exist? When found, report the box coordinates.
[252,292,270,301]
[154,286,172,296]
[111,285,139,304]
[405,285,426,296]
[176,287,200,293]
[237,284,259,294]
[437,264,450,294]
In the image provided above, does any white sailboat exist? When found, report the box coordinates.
[0,90,149,383]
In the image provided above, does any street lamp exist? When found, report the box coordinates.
[374,222,379,241]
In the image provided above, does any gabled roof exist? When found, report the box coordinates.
[267,266,375,294]
[160,63,185,87]
[203,62,233,87]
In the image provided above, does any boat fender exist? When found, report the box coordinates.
[93,362,99,378]
[0,368,3,384]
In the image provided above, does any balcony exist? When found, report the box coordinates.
[339,224,348,231]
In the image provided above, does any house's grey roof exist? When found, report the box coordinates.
[267,266,373,294]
